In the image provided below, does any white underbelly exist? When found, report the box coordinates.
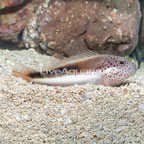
[32,72,101,86]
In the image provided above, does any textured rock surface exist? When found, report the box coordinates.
[0,0,25,9]
[0,0,42,43]
[0,46,144,143]
[23,0,141,56]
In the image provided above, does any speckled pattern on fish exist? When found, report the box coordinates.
[12,51,136,86]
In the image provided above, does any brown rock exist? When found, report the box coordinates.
[23,0,141,56]
[0,0,42,43]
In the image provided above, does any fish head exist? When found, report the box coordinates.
[100,55,136,86]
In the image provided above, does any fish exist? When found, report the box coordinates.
[12,51,136,87]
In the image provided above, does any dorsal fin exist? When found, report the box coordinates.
[43,50,101,71]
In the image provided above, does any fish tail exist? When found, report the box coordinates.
[12,64,35,82]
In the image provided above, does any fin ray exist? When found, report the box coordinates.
[44,50,99,70]
[12,64,36,82]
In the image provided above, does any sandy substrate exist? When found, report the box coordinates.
[0,48,144,143]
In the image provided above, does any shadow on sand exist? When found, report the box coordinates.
[0,40,26,51]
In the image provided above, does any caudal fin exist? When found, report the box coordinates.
[12,64,36,82]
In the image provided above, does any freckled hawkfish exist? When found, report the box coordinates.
[12,51,136,86]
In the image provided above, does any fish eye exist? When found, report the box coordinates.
[120,61,124,64]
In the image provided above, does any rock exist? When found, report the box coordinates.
[0,0,25,9]
[0,0,42,43]
[23,0,141,56]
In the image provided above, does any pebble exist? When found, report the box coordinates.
[117,119,129,126]
[60,108,67,116]
[138,104,144,112]
[116,126,129,133]
[64,118,72,126]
